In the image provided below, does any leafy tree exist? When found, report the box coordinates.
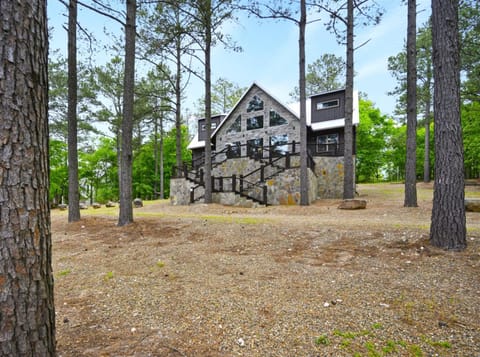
[48,53,100,143]
[430,0,466,250]
[356,99,395,182]
[50,139,69,205]
[290,53,345,100]
[0,1,56,353]
[138,0,195,169]
[313,0,383,200]
[79,138,118,203]
[462,103,480,178]
[195,77,247,115]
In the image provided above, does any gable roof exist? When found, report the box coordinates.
[211,82,300,137]
[187,83,359,149]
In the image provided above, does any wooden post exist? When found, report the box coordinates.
[232,174,236,192]
[263,185,267,205]
[219,176,223,192]
[190,188,194,203]
[286,152,291,169]
[292,140,296,153]
[240,175,244,192]
[261,165,265,182]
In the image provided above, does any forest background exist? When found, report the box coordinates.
[47,0,479,206]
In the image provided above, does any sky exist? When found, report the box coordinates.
[47,1,432,121]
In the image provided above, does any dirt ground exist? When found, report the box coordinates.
[52,183,480,356]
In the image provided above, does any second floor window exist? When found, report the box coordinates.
[247,115,264,130]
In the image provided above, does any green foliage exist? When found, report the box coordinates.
[356,99,395,182]
[290,53,345,100]
[79,137,118,203]
[50,139,68,204]
[195,77,247,116]
[462,102,480,178]
[314,335,330,345]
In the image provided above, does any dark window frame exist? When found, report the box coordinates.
[247,115,264,130]
[316,99,340,110]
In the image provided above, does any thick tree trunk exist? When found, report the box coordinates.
[430,0,466,250]
[68,0,81,221]
[118,0,136,226]
[343,0,355,199]
[299,0,309,205]
[405,0,418,207]
[0,1,56,354]
[203,0,213,204]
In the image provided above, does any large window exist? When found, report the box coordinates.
[316,99,339,110]
[270,134,288,156]
[247,138,263,160]
[227,115,241,133]
[269,110,287,126]
[247,115,264,130]
[316,133,339,153]
[247,95,264,112]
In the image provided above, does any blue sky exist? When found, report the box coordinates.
[48,1,431,120]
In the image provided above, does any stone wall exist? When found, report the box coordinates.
[312,156,355,199]
[170,156,350,205]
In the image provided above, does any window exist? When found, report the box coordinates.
[226,141,241,158]
[247,95,264,112]
[201,122,217,131]
[269,110,287,126]
[270,134,288,156]
[247,115,263,130]
[316,99,339,110]
[227,115,241,133]
[247,138,263,159]
[317,133,339,153]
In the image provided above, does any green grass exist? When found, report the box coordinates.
[57,268,71,277]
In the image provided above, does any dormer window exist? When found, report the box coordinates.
[316,99,339,110]
[247,95,264,112]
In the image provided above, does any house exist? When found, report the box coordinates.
[170,82,359,206]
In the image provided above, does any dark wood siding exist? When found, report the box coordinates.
[310,90,345,123]
[308,126,356,156]
[197,115,225,142]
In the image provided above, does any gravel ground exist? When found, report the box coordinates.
[52,183,480,356]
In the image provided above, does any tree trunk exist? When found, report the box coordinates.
[175,11,183,170]
[430,0,466,250]
[299,0,309,205]
[160,112,165,199]
[0,1,56,354]
[405,0,418,207]
[68,0,81,221]
[203,0,213,204]
[118,0,136,226]
[343,0,355,199]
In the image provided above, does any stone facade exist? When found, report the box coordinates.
[171,84,357,206]
[215,85,300,160]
